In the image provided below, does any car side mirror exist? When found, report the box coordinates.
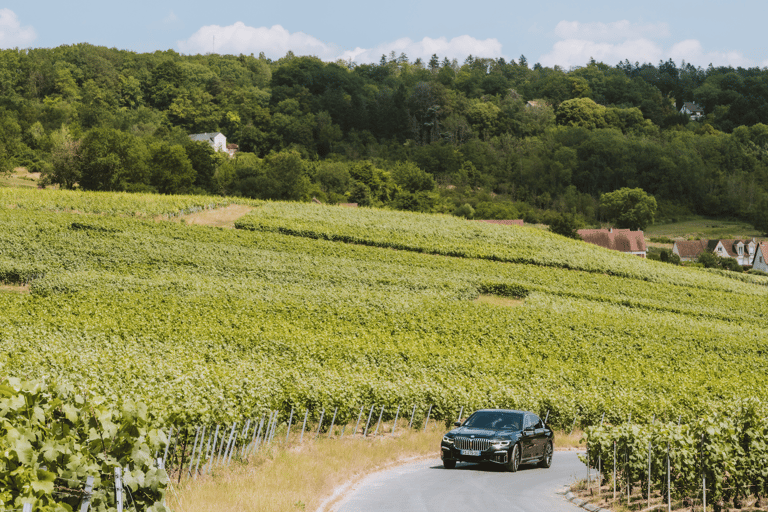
[453,421,461,427]
[524,426,534,432]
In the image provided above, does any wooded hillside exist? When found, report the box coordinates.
[3,45,768,230]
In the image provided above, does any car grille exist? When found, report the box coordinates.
[454,437,491,451]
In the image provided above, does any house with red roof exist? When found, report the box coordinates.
[753,242,768,272]
[577,228,647,258]
[673,238,757,265]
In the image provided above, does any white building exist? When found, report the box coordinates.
[189,132,227,153]
[680,102,704,121]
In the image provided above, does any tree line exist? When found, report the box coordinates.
[3,44,768,231]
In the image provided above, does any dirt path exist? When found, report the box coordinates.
[165,204,255,228]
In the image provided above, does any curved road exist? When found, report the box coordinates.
[336,451,587,512]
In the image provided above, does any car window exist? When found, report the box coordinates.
[464,411,523,430]
[531,414,543,428]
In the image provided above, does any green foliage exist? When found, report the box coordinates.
[548,212,583,239]
[600,187,658,230]
[0,377,168,511]
[584,401,768,509]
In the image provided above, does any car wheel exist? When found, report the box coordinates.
[538,442,553,468]
[506,443,521,472]
[443,459,456,469]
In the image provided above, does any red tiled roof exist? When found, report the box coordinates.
[673,239,709,260]
[474,219,524,226]
[577,228,646,253]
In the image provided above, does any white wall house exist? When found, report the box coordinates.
[680,102,704,121]
[753,243,768,272]
[189,132,227,153]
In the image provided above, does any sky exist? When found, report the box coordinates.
[2,1,767,69]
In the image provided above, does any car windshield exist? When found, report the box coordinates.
[462,411,523,430]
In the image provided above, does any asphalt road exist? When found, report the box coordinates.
[336,451,587,512]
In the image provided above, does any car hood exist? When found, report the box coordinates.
[448,426,519,439]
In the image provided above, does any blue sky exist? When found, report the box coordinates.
[2,1,766,69]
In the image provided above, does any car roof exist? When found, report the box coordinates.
[471,409,532,414]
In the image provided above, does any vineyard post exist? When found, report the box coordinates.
[178,428,189,483]
[424,405,432,432]
[23,505,31,512]
[647,438,652,509]
[193,426,207,478]
[222,423,237,464]
[239,419,251,458]
[354,406,364,437]
[571,416,577,435]
[315,408,325,439]
[79,475,94,512]
[374,406,384,436]
[215,426,227,465]
[115,467,123,512]
[363,405,375,437]
[544,410,549,426]
[587,440,591,491]
[300,409,309,442]
[188,427,200,478]
[328,407,338,438]
[285,409,294,442]
[226,427,239,465]
[666,441,671,512]
[613,440,617,501]
[162,426,174,469]
[392,405,401,435]
[207,425,220,474]
[457,406,463,423]
[409,405,417,429]
[265,412,275,445]
[269,411,279,443]
[701,433,706,512]
[251,415,264,453]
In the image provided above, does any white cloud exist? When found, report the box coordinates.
[178,22,502,63]
[541,38,663,68]
[669,39,751,68]
[337,35,503,63]
[0,9,36,48]
[178,22,341,59]
[541,20,755,68]
[554,20,669,43]
[163,11,178,24]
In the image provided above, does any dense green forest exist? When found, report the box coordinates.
[3,44,768,231]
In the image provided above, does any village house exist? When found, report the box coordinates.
[577,228,647,258]
[752,242,768,272]
[189,132,228,153]
[680,102,705,121]
[672,238,758,265]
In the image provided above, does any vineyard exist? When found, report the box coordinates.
[1,188,768,508]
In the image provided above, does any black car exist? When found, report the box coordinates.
[440,409,553,472]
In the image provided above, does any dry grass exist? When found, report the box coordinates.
[167,428,443,512]
[475,294,525,307]
[0,284,30,294]
[162,204,255,228]
[554,429,584,450]
[0,168,43,189]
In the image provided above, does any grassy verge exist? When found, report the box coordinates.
[167,426,582,512]
[167,429,442,512]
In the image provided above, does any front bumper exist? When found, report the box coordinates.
[441,444,509,465]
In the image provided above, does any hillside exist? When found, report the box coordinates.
[1,188,767,428]
[4,45,768,231]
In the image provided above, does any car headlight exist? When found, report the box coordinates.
[442,436,454,444]
[492,440,510,448]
